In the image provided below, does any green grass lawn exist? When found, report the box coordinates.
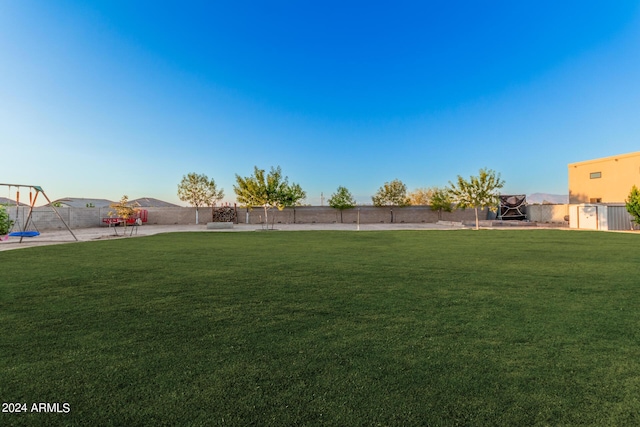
[1,230,639,426]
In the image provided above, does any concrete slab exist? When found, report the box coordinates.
[207,222,233,229]
[0,221,569,252]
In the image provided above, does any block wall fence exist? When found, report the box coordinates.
[6,205,569,230]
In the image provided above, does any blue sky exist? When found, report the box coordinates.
[1,1,639,206]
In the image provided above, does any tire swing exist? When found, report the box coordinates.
[8,187,40,238]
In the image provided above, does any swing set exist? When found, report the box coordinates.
[1,183,78,243]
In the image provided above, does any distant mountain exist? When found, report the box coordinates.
[526,193,569,204]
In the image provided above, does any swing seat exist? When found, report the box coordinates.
[9,231,40,237]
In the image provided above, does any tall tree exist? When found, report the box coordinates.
[448,168,505,229]
[234,166,303,228]
[177,172,224,224]
[429,187,454,220]
[329,186,356,223]
[372,179,410,207]
[625,185,640,226]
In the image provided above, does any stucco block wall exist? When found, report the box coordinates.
[525,204,569,223]
[238,206,487,225]
[9,205,490,230]
[10,207,103,230]
[145,207,199,225]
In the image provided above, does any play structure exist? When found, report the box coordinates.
[498,194,527,220]
[1,183,78,243]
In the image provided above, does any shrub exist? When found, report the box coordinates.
[625,185,640,225]
[0,205,14,235]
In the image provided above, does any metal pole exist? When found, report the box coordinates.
[19,189,32,244]
[38,189,78,241]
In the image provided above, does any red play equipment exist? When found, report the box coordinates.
[101,209,148,226]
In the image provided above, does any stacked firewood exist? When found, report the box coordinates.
[212,206,237,223]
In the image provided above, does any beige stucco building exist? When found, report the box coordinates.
[568,151,640,204]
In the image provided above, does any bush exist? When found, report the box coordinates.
[0,205,14,235]
[625,185,640,225]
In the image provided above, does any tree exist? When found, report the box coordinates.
[234,166,303,228]
[408,187,435,206]
[429,187,454,220]
[329,186,356,223]
[281,182,307,223]
[281,182,307,208]
[625,185,640,226]
[372,179,410,207]
[177,172,224,225]
[448,168,505,230]
[108,195,140,231]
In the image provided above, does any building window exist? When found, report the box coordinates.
[590,198,602,203]
[590,172,602,179]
